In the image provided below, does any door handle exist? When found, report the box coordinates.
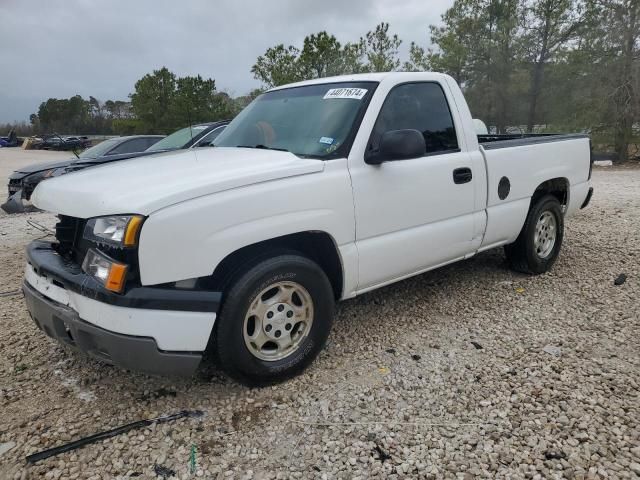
[453,167,472,184]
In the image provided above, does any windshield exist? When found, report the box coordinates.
[214,82,376,158]
[146,125,210,151]
[79,138,120,159]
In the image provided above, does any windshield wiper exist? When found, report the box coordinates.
[237,144,289,152]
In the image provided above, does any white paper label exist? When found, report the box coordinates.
[323,88,368,100]
[319,137,334,145]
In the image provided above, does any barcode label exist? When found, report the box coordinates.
[323,88,368,100]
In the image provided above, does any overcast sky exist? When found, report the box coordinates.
[0,0,453,123]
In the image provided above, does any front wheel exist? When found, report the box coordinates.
[505,195,564,274]
[215,254,334,386]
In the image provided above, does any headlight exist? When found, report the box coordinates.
[83,215,144,247]
[82,248,128,293]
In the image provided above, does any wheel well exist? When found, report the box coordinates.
[205,231,344,300]
[532,178,569,207]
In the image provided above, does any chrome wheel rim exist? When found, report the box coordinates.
[243,281,314,361]
[534,211,557,259]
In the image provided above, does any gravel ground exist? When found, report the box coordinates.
[0,150,638,479]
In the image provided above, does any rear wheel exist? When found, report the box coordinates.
[215,253,334,386]
[505,195,564,274]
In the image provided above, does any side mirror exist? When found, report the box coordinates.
[365,129,426,165]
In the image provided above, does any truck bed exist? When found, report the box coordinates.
[477,133,592,251]
[478,133,589,150]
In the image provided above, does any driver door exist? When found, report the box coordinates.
[349,81,477,291]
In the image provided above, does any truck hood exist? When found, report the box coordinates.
[32,147,325,218]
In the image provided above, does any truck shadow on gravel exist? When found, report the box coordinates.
[56,246,519,389]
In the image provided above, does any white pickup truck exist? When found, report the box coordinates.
[23,72,593,385]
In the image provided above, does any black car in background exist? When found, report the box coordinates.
[2,121,230,214]
[143,121,229,153]
[34,135,92,151]
[2,135,163,213]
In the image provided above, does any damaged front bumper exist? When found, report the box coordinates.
[1,188,26,214]
[23,241,221,376]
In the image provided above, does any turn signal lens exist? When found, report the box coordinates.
[82,249,128,293]
[105,263,128,293]
[124,216,143,247]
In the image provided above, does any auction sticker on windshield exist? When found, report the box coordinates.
[323,88,368,100]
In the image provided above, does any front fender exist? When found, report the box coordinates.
[137,160,354,286]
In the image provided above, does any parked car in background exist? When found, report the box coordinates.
[144,121,229,153]
[34,135,92,151]
[0,129,19,147]
[2,135,164,213]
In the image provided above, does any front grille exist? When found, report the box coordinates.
[54,215,87,264]
[54,215,141,288]
[8,178,21,194]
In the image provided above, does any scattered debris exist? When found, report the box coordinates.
[138,387,177,401]
[544,450,567,460]
[614,274,627,286]
[189,444,197,474]
[26,410,204,464]
[0,289,21,298]
[593,160,612,167]
[515,287,525,294]
[411,354,421,361]
[373,444,392,463]
[0,441,16,457]
[377,367,390,375]
[13,364,28,374]
[154,464,177,479]
[542,345,562,357]
[26,219,55,236]
[385,348,396,354]
[57,374,96,403]
[470,341,484,350]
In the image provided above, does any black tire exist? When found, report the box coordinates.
[215,253,334,386]
[505,195,564,274]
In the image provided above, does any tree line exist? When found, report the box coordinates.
[251,0,638,161]
[5,0,637,161]
[12,68,248,137]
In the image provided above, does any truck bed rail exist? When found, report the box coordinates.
[478,133,589,150]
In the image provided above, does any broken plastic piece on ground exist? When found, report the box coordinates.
[0,441,16,457]
[614,274,627,286]
[374,443,392,462]
[1,189,25,214]
[515,287,525,294]
[593,160,612,167]
[542,345,562,357]
[154,464,177,479]
[471,341,483,350]
[25,410,204,464]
